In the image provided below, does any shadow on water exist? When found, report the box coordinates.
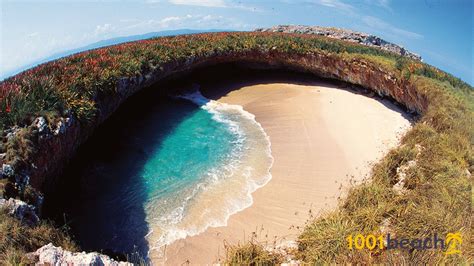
[43,80,202,260]
[43,63,413,261]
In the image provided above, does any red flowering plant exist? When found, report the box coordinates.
[0,32,472,264]
[0,32,470,134]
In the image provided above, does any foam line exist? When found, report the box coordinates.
[148,87,274,256]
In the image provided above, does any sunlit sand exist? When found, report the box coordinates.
[152,80,411,264]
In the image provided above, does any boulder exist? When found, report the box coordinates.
[2,164,14,178]
[28,243,132,266]
[34,117,49,134]
[0,198,39,226]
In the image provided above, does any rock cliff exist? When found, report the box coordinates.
[27,243,131,265]
[0,198,39,226]
[7,49,426,204]
[256,25,422,61]
[0,31,433,262]
[4,49,428,205]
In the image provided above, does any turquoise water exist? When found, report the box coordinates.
[145,91,272,252]
[142,105,241,230]
[143,108,235,199]
[49,88,272,258]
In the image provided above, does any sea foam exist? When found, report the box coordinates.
[147,86,273,257]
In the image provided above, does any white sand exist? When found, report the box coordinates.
[152,80,411,264]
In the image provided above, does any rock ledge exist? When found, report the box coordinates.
[27,243,132,265]
[256,25,422,61]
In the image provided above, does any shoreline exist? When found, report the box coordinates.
[147,90,275,254]
[151,79,412,264]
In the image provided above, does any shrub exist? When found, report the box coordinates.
[0,32,471,264]
[0,208,78,264]
[225,240,284,265]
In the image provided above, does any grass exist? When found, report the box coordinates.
[1,32,469,131]
[0,31,472,263]
[295,75,473,263]
[0,208,78,265]
[225,240,284,265]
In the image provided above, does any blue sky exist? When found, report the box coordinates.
[1,0,472,84]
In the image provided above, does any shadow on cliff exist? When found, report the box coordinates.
[43,79,203,260]
[186,64,414,121]
[43,63,412,261]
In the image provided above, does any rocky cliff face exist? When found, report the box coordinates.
[0,197,39,226]
[256,25,422,61]
[27,243,131,265]
[1,34,430,262]
[8,49,427,199]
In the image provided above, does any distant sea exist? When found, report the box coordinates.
[0,29,227,81]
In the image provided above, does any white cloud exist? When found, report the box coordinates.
[146,0,261,12]
[307,0,422,41]
[94,23,115,36]
[27,32,39,38]
[312,0,355,13]
[364,0,392,11]
[201,15,214,21]
[119,18,141,23]
[362,16,423,39]
[124,15,189,30]
[123,14,250,31]
[309,0,390,13]
[168,0,226,7]
[375,0,391,10]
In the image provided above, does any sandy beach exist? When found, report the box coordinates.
[153,79,411,264]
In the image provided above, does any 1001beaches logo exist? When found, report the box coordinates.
[347,233,462,255]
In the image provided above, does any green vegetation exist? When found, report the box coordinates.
[0,32,472,263]
[0,208,77,265]
[2,32,471,132]
[225,240,284,265]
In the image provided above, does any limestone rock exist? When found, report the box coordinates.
[29,243,132,266]
[2,164,14,178]
[54,120,66,135]
[0,198,39,226]
[393,144,422,194]
[256,25,422,61]
[34,117,49,134]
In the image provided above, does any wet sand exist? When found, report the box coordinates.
[152,80,411,264]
